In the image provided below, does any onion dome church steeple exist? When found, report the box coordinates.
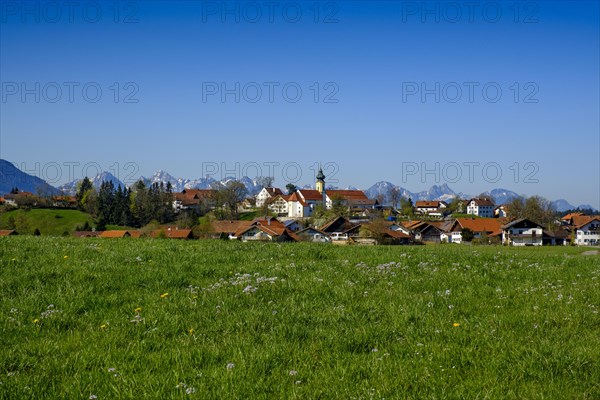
[315,167,326,194]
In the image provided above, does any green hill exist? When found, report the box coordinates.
[0,208,93,236]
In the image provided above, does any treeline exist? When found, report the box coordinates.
[76,178,175,229]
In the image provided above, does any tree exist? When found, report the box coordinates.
[76,177,94,211]
[256,176,275,189]
[507,195,556,229]
[461,228,474,242]
[286,183,297,195]
[400,196,414,216]
[213,181,248,219]
[389,187,401,209]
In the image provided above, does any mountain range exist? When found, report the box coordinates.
[0,160,595,212]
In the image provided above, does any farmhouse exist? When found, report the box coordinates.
[447,217,503,243]
[466,198,495,218]
[295,227,331,242]
[501,218,544,246]
[571,216,600,246]
[256,187,284,207]
[173,189,215,212]
[0,230,18,236]
[415,200,447,216]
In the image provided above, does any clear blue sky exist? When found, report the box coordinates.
[1,1,599,207]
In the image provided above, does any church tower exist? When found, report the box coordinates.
[316,167,326,204]
[315,167,325,194]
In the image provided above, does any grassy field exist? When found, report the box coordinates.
[0,209,93,236]
[1,237,599,399]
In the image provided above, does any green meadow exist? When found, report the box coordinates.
[1,237,599,399]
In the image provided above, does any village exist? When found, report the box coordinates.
[1,168,597,247]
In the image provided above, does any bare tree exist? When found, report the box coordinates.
[389,186,400,209]
[256,176,275,189]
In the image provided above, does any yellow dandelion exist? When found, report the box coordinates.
[134,307,142,313]
[100,324,108,330]
[188,328,194,335]
[11,258,17,262]
[160,292,169,299]
[453,322,460,327]
[33,319,39,324]
[63,255,69,259]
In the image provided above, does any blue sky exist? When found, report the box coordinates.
[1,1,599,207]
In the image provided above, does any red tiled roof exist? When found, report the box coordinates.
[298,190,323,201]
[327,190,369,201]
[469,198,495,206]
[452,218,502,235]
[211,220,253,234]
[0,230,17,236]
[152,228,193,239]
[573,216,600,229]
[100,230,131,238]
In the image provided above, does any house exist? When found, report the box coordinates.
[561,212,585,225]
[325,190,375,212]
[234,218,299,242]
[466,198,495,218]
[403,221,445,243]
[572,216,600,246]
[296,227,331,242]
[287,190,322,218]
[346,223,413,245]
[447,218,503,243]
[501,218,544,246]
[494,204,509,218]
[542,228,570,246]
[415,200,448,216]
[52,196,77,208]
[319,216,357,234]
[266,194,289,216]
[0,230,18,236]
[255,187,284,207]
[73,231,101,238]
[151,227,193,239]
[3,192,35,207]
[210,220,253,239]
[100,230,132,238]
[283,219,303,232]
[173,189,215,212]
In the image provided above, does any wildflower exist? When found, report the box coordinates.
[185,387,196,395]
[100,324,108,330]
[226,362,235,370]
[134,307,142,313]
[188,328,194,335]
[453,322,460,327]
[64,255,69,259]
[32,319,39,324]
[89,395,97,400]
[108,368,116,372]
[243,285,257,294]
[289,369,298,376]
[160,293,169,299]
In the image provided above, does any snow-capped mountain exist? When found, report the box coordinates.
[139,170,191,192]
[58,172,126,195]
[3,160,595,211]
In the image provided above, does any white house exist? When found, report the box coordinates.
[501,218,544,246]
[415,200,447,215]
[467,198,495,218]
[573,216,600,246]
[287,190,323,218]
[266,194,289,216]
[255,187,284,207]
